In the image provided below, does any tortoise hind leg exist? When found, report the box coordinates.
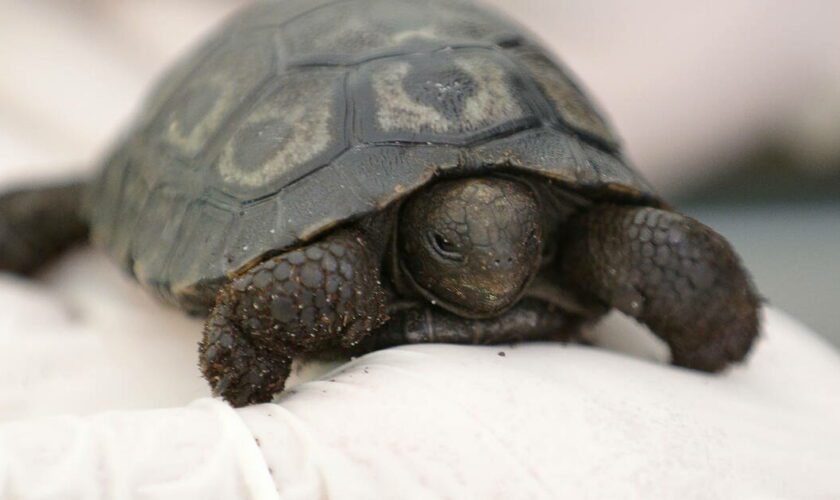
[560,205,761,372]
[0,181,89,274]
[199,228,389,407]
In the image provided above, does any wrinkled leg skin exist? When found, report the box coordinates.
[355,299,583,354]
[561,205,761,372]
[0,182,88,274]
[200,229,388,407]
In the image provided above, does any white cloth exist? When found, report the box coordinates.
[0,250,838,499]
[2,2,840,498]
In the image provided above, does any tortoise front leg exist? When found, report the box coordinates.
[199,228,388,407]
[0,181,88,274]
[561,205,761,372]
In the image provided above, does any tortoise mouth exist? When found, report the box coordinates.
[396,254,530,319]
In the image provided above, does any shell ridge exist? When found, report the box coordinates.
[91,0,659,310]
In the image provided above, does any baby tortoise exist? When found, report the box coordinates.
[0,0,759,406]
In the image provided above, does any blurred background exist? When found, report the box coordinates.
[1,0,838,345]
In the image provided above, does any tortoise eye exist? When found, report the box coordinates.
[429,231,462,260]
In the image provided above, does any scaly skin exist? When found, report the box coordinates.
[199,228,389,405]
[561,205,761,372]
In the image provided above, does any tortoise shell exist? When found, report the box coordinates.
[88,0,660,314]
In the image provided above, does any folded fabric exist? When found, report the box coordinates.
[0,249,838,499]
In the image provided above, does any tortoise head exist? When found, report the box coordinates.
[397,176,543,318]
